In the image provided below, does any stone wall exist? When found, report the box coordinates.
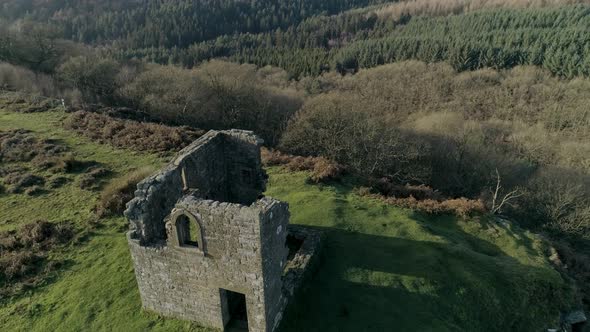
[125,129,320,332]
[282,225,323,299]
[128,197,289,331]
[259,200,291,331]
[223,130,267,205]
[125,130,266,244]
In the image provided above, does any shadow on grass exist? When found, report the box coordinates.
[279,223,569,332]
[330,175,540,257]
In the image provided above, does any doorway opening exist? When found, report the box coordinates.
[572,321,586,332]
[221,289,248,331]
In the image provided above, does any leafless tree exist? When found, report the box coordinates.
[489,168,522,215]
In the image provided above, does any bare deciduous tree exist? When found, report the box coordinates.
[489,168,522,215]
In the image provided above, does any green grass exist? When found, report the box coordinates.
[0,110,206,331]
[268,170,574,331]
[0,110,163,232]
[0,109,575,331]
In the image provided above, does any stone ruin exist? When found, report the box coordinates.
[124,129,321,332]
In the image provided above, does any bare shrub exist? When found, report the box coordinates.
[24,185,45,196]
[3,173,45,193]
[0,129,67,163]
[280,92,430,182]
[79,167,110,190]
[0,165,20,177]
[16,221,75,249]
[17,97,60,113]
[261,148,343,183]
[64,111,204,153]
[0,92,62,113]
[439,198,487,218]
[17,222,55,248]
[390,196,485,218]
[353,186,374,196]
[31,154,78,173]
[284,156,317,172]
[47,176,69,189]
[310,157,344,183]
[516,169,590,239]
[0,220,75,294]
[66,103,151,121]
[119,61,303,145]
[0,130,98,195]
[356,189,486,218]
[1,251,42,280]
[0,62,65,97]
[96,167,155,217]
[373,177,442,200]
[54,155,92,173]
[261,148,296,166]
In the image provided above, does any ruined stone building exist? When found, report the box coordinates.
[125,130,321,332]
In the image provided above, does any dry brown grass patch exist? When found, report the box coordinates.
[65,111,204,153]
[261,148,343,183]
[0,129,67,163]
[0,221,76,296]
[0,92,61,113]
[374,178,443,200]
[385,196,485,218]
[3,173,45,194]
[0,130,107,196]
[356,187,486,218]
[78,166,111,190]
[96,167,155,217]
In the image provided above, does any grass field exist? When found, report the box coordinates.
[0,109,575,331]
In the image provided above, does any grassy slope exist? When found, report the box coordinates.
[0,109,573,331]
[0,110,161,232]
[268,170,572,331]
[0,110,207,331]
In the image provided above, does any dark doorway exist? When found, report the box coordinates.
[221,289,249,332]
[572,322,586,332]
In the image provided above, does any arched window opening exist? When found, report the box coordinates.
[176,214,201,248]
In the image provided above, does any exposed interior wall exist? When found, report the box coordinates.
[224,132,267,205]
[178,133,227,201]
[125,130,266,244]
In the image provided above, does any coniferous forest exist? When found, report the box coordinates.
[2,1,590,78]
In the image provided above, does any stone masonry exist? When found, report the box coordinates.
[125,129,321,332]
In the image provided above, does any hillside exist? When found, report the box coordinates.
[2,2,590,78]
[0,108,576,331]
[0,0,589,329]
[180,5,590,78]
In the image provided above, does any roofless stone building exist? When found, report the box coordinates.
[124,130,321,332]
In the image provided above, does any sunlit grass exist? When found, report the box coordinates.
[267,169,572,332]
[0,109,574,332]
